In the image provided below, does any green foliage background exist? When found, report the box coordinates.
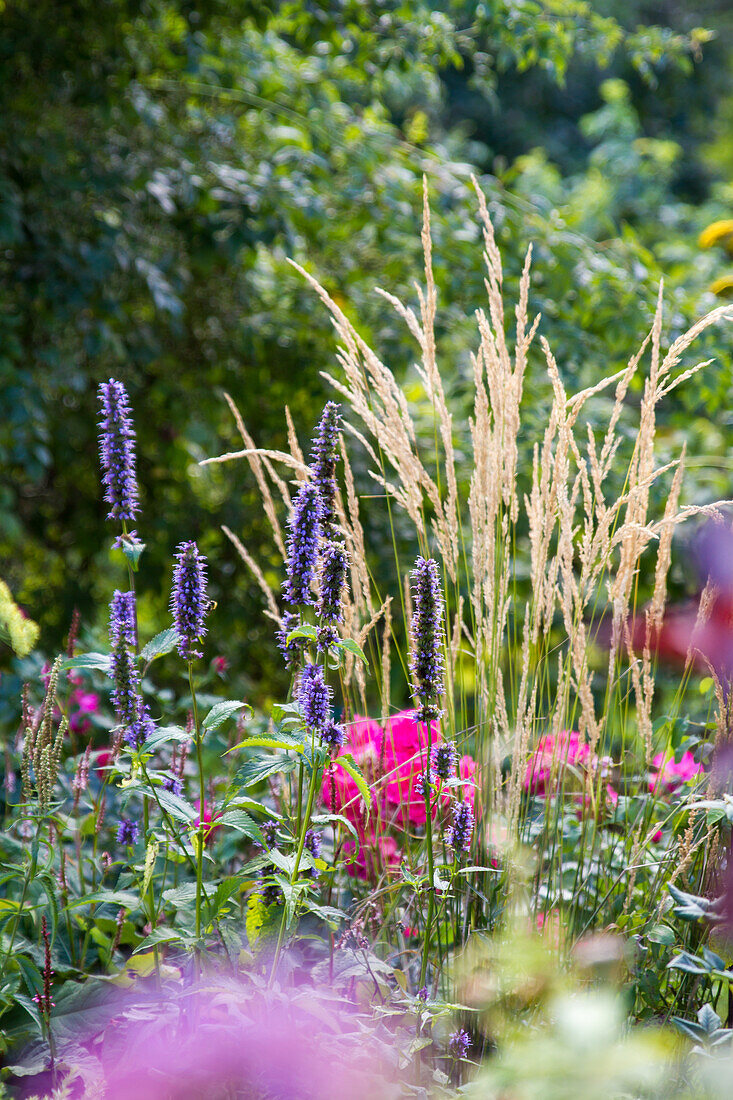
[2,0,732,699]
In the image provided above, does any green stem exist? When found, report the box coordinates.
[269,737,321,982]
[419,719,435,989]
[1,819,41,981]
[189,663,206,950]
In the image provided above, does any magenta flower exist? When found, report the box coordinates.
[524,729,590,795]
[649,750,702,794]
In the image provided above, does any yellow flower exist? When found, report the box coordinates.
[698,219,733,250]
[0,580,39,657]
[708,273,733,298]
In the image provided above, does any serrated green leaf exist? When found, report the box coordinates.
[226,735,304,755]
[147,787,198,824]
[140,724,189,754]
[233,755,296,789]
[203,699,250,732]
[218,809,263,845]
[141,627,179,662]
[338,638,369,666]
[133,927,187,953]
[61,653,110,672]
[67,890,141,910]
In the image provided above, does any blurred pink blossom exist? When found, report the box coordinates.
[649,751,702,794]
[68,688,100,735]
[524,729,590,795]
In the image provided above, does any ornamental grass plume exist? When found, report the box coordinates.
[171,541,209,661]
[98,378,140,524]
[205,181,731,947]
[283,482,322,607]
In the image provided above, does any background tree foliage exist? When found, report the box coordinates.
[1,0,732,699]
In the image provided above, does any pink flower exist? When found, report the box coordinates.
[195,800,222,845]
[68,688,100,735]
[524,730,590,795]
[321,710,476,864]
[649,751,702,794]
[94,749,114,774]
[212,656,229,675]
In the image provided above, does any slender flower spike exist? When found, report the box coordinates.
[117,818,140,846]
[298,663,332,730]
[277,609,306,669]
[305,829,322,878]
[109,590,137,649]
[432,741,457,781]
[321,718,346,752]
[98,379,140,523]
[109,646,142,728]
[447,800,474,853]
[448,1029,471,1060]
[409,557,445,723]
[171,541,209,660]
[283,483,322,607]
[317,540,349,623]
[310,401,341,538]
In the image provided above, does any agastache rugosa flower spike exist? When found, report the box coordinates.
[321,718,346,752]
[310,401,341,538]
[446,800,474,853]
[305,828,322,878]
[432,741,457,781]
[98,379,139,524]
[171,541,209,661]
[283,483,321,607]
[409,556,445,724]
[117,818,140,846]
[109,646,141,728]
[108,590,153,748]
[109,590,137,649]
[277,609,306,669]
[448,1028,471,1060]
[317,540,348,622]
[298,663,332,730]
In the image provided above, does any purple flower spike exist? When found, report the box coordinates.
[432,741,457,781]
[298,663,332,730]
[109,590,137,649]
[410,557,445,724]
[277,609,306,669]
[448,1028,471,1060]
[117,818,140,846]
[446,800,474,853]
[110,648,142,728]
[171,541,209,661]
[283,483,321,607]
[310,401,341,538]
[321,718,346,752]
[305,829,322,878]
[163,774,183,797]
[317,540,348,623]
[98,379,140,524]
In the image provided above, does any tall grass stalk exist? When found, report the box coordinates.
[203,179,731,987]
